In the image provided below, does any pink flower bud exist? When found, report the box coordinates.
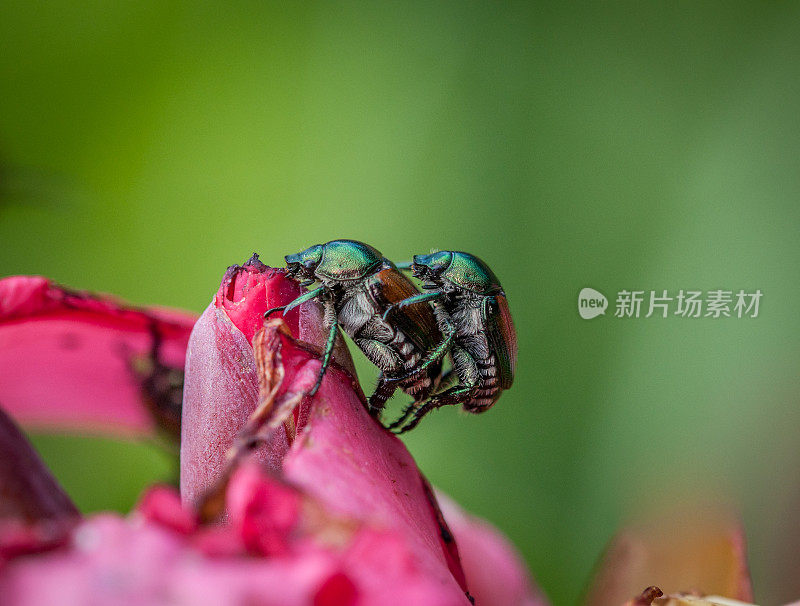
[180,256,472,600]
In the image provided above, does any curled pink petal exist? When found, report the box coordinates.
[0,275,196,437]
[437,493,549,606]
[213,254,356,377]
[214,255,302,344]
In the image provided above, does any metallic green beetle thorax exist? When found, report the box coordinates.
[316,239,384,281]
[445,252,502,295]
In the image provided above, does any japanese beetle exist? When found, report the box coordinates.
[266,239,443,416]
[384,250,517,432]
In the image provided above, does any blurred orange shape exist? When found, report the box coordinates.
[585,505,753,606]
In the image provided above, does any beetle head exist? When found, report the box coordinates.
[414,251,502,295]
[285,244,323,282]
[411,251,452,289]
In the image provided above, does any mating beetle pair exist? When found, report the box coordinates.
[266,240,517,433]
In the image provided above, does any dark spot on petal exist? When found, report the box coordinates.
[57,332,81,350]
[130,322,184,442]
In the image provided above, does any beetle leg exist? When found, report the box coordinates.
[389,402,416,431]
[381,290,443,321]
[435,368,460,391]
[414,327,454,373]
[355,338,403,370]
[384,319,455,385]
[367,374,396,418]
[359,338,404,416]
[308,298,338,397]
[392,384,474,434]
[387,369,456,430]
[264,285,325,318]
[394,261,413,271]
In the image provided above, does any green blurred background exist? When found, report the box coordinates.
[2,2,799,603]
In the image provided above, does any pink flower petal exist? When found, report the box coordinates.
[0,473,469,605]
[0,276,196,437]
[437,493,549,606]
[312,571,358,606]
[225,463,301,557]
[179,303,284,504]
[0,521,73,566]
[282,355,472,599]
[134,486,197,536]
